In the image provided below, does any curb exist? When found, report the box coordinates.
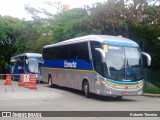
[142,93,160,98]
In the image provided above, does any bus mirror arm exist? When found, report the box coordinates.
[141,52,151,66]
[95,48,105,62]
[26,59,28,64]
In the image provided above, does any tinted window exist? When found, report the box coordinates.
[90,41,103,75]
[43,42,90,62]
[43,47,52,59]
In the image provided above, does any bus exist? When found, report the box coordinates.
[10,53,42,81]
[41,35,151,98]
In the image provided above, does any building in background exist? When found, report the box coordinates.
[63,4,70,11]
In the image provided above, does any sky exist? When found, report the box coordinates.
[0,0,106,19]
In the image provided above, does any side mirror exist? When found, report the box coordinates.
[26,59,28,64]
[141,52,151,66]
[95,48,105,62]
[38,59,42,63]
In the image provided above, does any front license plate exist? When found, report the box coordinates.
[122,91,130,95]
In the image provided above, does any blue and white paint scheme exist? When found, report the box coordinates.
[10,53,42,81]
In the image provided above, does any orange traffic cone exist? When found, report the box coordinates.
[18,74,24,86]
[29,74,37,89]
[4,74,12,85]
[24,82,30,88]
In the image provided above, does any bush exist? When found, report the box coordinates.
[143,87,160,94]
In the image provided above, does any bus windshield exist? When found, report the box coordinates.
[105,45,142,81]
[28,59,40,74]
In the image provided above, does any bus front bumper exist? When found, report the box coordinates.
[95,80,143,96]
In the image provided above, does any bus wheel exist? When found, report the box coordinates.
[48,76,54,88]
[83,81,91,98]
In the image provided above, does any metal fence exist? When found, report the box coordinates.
[0,74,6,80]
[143,68,160,93]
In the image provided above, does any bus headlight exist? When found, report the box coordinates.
[106,90,111,94]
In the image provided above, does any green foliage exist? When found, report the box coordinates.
[88,0,129,36]
[50,8,91,41]
[0,16,7,41]
[143,87,160,94]
[0,0,160,74]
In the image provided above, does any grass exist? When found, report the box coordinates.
[143,87,160,94]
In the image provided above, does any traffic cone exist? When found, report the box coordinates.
[4,74,12,85]
[24,82,30,88]
[18,74,25,86]
[29,74,37,89]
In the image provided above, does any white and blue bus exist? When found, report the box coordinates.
[41,35,151,98]
[10,53,42,81]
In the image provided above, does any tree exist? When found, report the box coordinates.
[0,16,20,73]
[85,0,131,36]
[50,8,91,41]
[0,16,7,42]
[0,0,159,73]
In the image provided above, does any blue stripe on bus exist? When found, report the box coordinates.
[107,79,140,84]
[28,56,42,59]
[103,41,139,47]
[42,59,93,70]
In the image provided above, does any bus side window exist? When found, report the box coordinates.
[69,44,78,59]
[90,41,103,75]
[69,42,90,62]
[78,42,90,63]
[93,51,102,75]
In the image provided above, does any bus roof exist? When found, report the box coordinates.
[44,35,139,48]
[11,53,42,60]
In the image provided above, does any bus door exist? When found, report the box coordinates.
[90,41,103,94]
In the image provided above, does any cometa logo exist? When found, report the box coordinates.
[64,61,77,68]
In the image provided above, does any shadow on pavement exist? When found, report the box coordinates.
[43,83,137,102]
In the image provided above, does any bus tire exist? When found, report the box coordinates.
[48,75,54,88]
[83,80,91,98]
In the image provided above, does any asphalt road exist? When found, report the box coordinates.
[0,81,159,120]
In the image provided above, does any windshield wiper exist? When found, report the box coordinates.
[126,59,137,81]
